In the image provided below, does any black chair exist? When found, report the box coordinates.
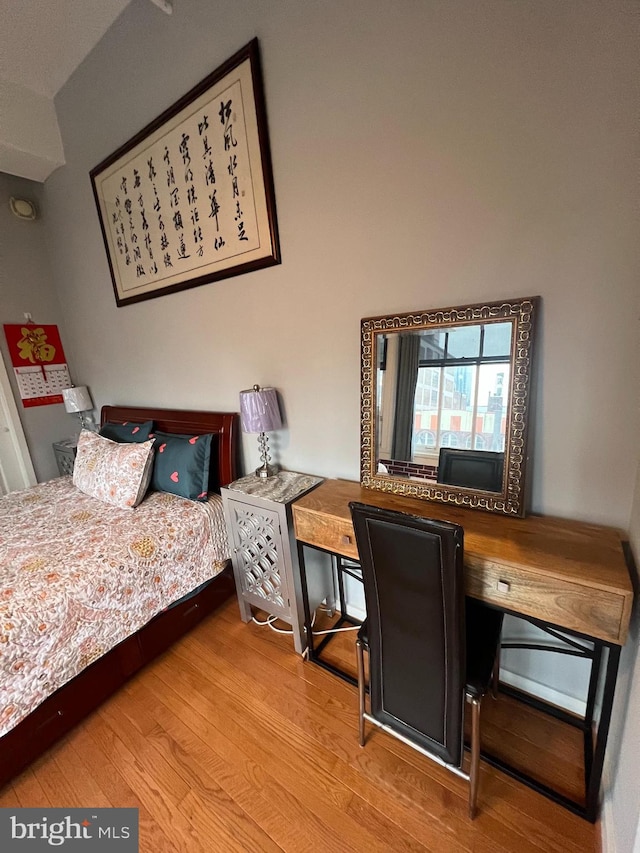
[349,502,503,819]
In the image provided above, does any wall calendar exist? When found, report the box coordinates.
[3,324,71,408]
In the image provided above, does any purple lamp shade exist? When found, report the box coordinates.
[239,385,283,434]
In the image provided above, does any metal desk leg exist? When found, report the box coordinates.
[297,541,316,662]
[296,542,360,686]
[585,643,620,822]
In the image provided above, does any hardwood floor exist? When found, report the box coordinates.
[0,598,598,852]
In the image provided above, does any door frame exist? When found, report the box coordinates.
[0,351,37,491]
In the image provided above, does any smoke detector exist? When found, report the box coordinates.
[9,197,37,221]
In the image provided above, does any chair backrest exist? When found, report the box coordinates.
[350,502,466,767]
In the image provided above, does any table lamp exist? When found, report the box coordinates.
[62,385,95,431]
[239,384,283,478]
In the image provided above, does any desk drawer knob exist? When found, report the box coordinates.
[341,535,352,546]
[497,579,511,594]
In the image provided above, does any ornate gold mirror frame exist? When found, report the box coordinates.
[360,297,539,516]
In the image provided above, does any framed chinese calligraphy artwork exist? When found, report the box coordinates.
[90,38,280,307]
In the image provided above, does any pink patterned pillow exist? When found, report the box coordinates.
[73,430,155,509]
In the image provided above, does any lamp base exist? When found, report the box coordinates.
[254,431,278,478]
[255,462,279,479]
[79,412,97,432]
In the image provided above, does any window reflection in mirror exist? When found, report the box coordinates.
[376,321,512,488]
[361,297,538,516]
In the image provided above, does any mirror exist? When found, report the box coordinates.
[360,297,539,516]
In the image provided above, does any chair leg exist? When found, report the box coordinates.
[356,638,366,747]
[468,696,482,819]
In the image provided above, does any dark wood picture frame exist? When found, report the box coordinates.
[90,38,281,307]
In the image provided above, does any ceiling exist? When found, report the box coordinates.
[0,0,139,182]
[0,0,133,98]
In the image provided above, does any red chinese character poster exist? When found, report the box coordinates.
[3,324,71,407]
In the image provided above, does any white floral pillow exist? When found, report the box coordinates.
[73,430,155,509]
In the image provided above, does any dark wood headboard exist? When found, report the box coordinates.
[100,405,239,487]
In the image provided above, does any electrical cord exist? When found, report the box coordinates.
[251,608,361,637]
[311,624,361,635]
[251,613,294,634]
[251,613,278,626]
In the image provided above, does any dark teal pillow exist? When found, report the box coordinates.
[151,431,212,501]
[99,420,155,443]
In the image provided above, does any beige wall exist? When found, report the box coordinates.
[43,0,639,528]
[0,173,71,481]
[606,462,640,851]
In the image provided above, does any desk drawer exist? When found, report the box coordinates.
[294,511,359,560]
[465,558,627,644]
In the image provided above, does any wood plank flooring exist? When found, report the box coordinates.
[314,610,589,805]
[0,598,598,852]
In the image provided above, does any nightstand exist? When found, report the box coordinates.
[221,471,332,654]
[52,438,78,476]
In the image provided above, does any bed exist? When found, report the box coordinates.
[0,404,238,790]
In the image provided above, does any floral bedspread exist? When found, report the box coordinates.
[0,476,229,738]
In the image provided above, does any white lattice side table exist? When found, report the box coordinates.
[53,437,78,475]
[221,471,329,654]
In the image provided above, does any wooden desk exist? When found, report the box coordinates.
[293,479,633,645]
[292,478,635,821]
